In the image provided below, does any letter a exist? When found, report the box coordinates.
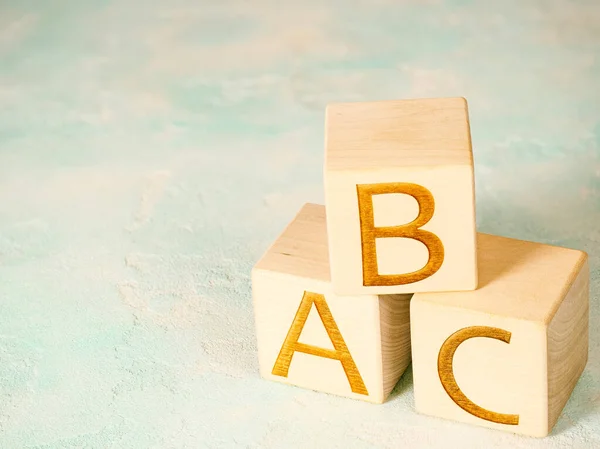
[272,291,368,395]
[356,182,444,286]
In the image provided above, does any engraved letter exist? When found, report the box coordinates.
[438,326,519,425]
[356,182,444,286]
[272,291,368,395]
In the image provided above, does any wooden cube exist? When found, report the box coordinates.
[324,97,477,295]
[252,203,412,403]
[411,233,589,437]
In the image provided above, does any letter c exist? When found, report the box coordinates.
[438,326,519,425]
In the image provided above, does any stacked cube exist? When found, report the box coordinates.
[252,97,588,437]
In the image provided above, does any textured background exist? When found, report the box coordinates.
[1,0,599,448]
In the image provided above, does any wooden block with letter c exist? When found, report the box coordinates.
[324,97,478,295]
[410,233,589,437]
[252,203,412,403]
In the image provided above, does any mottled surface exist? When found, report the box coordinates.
[1,1,599,448]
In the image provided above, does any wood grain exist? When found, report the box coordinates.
[379,293,413,397]
[254,203,330,282]
[547,257,589,429]
[414,233,587,323]
[326,97,473,171]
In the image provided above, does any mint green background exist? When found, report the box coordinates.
[1,1,599,448]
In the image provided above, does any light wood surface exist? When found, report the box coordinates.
[254,203,330,282]
[252,203,412,403]
[324,98,477,295]
[380,294,412,397]
[414,233,587,323]
[547,260,589,430]
[411,232,589,437]
[271,290,369,395]
[437,326,519,426]
[325,97,473,170]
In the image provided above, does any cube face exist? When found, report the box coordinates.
[411,301,549,436]
[547,260,589,429]
[252,203,412,403]
[410,233,589,437]
[325,98,477,295]
[326,97,473,170]
[325,160,477,296]
[253,273,385,402]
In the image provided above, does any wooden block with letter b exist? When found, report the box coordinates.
[410,233,589,437]
[252,203,412,403]
[324,97,477,295]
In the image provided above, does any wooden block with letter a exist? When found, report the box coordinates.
[252,203,412,403]
[411,233,589,437]
[324,97,477,295]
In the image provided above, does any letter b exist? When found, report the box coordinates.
[356,182,445,287]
